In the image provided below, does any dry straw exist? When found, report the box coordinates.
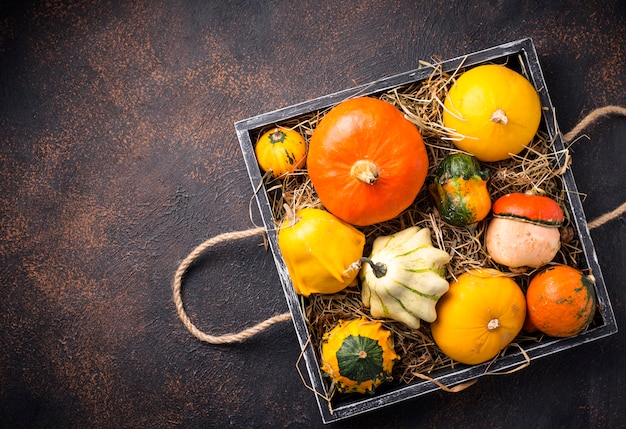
[172,62,625,393]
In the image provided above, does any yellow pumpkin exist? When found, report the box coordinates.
[320,317,399,394]
[255,127,307,177]
[430,269,526,365]
[443,64,542,162]
[277,207,365,296]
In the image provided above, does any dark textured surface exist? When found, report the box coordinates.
[1,1,624,428]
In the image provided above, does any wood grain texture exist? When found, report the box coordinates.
[1,1,624,428]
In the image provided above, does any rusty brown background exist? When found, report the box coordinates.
[1,1,625,428]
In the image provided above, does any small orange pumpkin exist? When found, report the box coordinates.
[430,269,526,365]
[485,193,564,268]
[525,265,597,337]
[307,97,428,226]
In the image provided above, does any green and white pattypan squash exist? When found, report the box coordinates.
[360,226,450,329]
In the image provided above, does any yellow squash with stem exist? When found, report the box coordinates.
[277,207,365,296]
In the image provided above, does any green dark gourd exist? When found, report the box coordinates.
[429,153,491,226]
[336,335,384,385]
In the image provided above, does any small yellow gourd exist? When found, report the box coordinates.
[443,64,542,162]
[255,127,307,177]
[277,207,365,296]
[320,317,399,395]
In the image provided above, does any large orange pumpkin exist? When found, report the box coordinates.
[307,97,428,226]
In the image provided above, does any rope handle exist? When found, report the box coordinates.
[171,226,291,344]
[172,105,626,345]
[562,105,626,144]
[562,106,626,229]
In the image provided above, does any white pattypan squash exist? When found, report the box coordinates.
[360,226,450,329]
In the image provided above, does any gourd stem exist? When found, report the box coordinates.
[359,257,387,278]
[487,318,500,331]
[490,109,508,125]
[270,128,285,143]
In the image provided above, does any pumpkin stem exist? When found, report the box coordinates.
[359,257,387,278]
[487,318,500,331]
[490,109,508,125]
[350,160,379,185]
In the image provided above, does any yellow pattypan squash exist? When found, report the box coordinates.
[277,207,365,296]
[443,64,542,162]
[360,226,450,329]
[320,317,399,394]
[430,268,526,365]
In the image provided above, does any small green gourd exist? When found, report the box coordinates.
[429,153,491,226]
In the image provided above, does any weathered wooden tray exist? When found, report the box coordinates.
[234,38,617,424]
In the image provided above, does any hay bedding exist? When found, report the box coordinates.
[256,61,587,391]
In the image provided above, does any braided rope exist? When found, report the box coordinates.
[172,226,291,344]
[562,105,626,229]
[562,105,626,143]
